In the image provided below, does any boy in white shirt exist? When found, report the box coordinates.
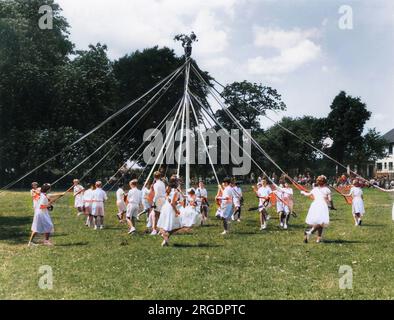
[151,171,166,235]
[126,179,142,234]
[92,181,108,230]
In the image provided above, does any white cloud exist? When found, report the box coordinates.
[247,27,321,76]
[58,0,237,59]
[200,56,232,69]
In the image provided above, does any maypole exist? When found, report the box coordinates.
[175,32,198,190]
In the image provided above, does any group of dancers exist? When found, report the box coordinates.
[27,172,367,246]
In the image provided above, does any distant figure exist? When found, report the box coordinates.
[126,180,142,235]
[83,183,95,227]
[73,179,85,216]
[345,180,365,226]
[196,181,209,225]
[116,183,127,223]
[231,181,243,222]
[254,179,272,231]
[91,181,108,230]
[215,177,234,235]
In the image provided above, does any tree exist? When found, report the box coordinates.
[113,47,212,169]
[254,116,326,175]
[215,81,286,131]
[353,128,387,167]
[0,0,74,185]
[325,91,371,165]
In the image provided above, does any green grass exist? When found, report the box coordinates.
[0,186,393,300]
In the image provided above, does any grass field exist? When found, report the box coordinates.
[0,186,393,300]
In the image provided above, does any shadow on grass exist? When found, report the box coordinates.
[55,242,89,247]
[172,243,223,248]
[0,215,31,244]
[323,239,365,244]
[360,224,385,228]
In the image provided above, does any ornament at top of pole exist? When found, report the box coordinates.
[174,32,198,58]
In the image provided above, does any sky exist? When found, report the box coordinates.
[57,0,394,134]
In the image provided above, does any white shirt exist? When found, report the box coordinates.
[305,187,331,202]
[74,184,84,204]
[153,180,166,200]
[127,188,142,205]
[257,186,272,206]
[92,188,108,203]
[196,187,208,199]
[36,193,49,214]
[350,186,363,198]
[232,186,242,207]
[222,186,234,204]
[116,188,125,203]
[74,184,84,195]
[83,188,93,204]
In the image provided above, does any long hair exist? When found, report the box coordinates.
[166,177,179,195]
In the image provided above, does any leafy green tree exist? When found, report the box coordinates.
[254,116,326,175]
[325,91,371,165]
[215,81,286,131]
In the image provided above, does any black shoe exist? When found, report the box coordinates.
[358,220,362,226]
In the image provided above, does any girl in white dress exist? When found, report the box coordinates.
[73,179,85,216]
[28,183,54,246]
[301,175,331,243]
[115,184,126,223]
[215,177,234,235]
[345,180,365,226]
[157,176,181,246]
[196,181,209,225]
[83,183,95,227]
[274,183,293,230]
[91,181,108,230]
[137,181,152,221]
[253,179,272,231]
[126,180,142,234]
[231,181,243,222]
[179,189,201,228]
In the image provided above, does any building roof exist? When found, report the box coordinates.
[383,129,394,143]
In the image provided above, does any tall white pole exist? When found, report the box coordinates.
[184,60,191,190]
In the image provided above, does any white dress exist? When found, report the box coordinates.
[91,188,108,216]
[74,185,85,208]
[257,186,272,211]
[350,187,365,216]
[304,187,331,226]
[116,188,126,212]
[83,188,93,214]
[179,196,201,227]
[31,193,54,234]
[157,189,181,232]
[216,186,234,219]
[142,187,151,211]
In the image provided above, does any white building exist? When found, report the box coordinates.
[375,128,394,179]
